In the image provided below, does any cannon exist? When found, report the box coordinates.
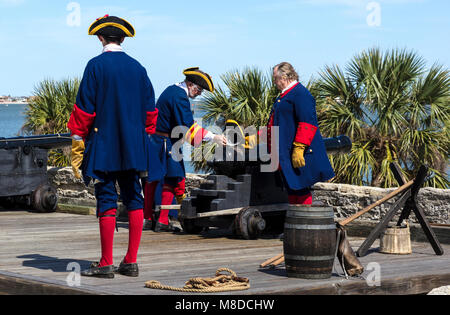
[0,133,72,212]
[178,129,352,239]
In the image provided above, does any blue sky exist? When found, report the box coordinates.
[0,0,449,97]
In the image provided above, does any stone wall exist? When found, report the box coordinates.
[312,182,450,224]
[48,167,96,207]
[48,167,449,224]
[47,167,209,210]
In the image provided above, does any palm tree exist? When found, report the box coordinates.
[22,78,80,166]
[313,48,449,188]
[200,67,279,128]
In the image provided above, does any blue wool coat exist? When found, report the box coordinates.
[147,85,194,182]
[272,83,335,190]
[76,52,156,183]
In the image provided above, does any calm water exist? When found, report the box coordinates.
[0,103,201,173]
[0,104,27,138]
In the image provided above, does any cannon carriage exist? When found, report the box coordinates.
[0,133,72,212]
[177,133,352,239]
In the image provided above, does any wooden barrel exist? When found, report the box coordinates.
[283,205,337,279]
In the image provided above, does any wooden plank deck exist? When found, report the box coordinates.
[0,210,449,295]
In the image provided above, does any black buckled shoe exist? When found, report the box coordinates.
[143,219,155,231]
[81,262,115,279]
[154,221,181,233]
[115,260,139,277]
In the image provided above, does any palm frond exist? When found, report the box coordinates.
[316,47,449,188]
[22,77,80,166]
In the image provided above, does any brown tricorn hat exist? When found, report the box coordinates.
[88,15,135,38]
[183,67,215,92]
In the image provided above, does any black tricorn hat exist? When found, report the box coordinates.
[183,67,215,92]
[88,15,135,38]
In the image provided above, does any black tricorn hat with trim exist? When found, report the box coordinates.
[183,67,215,92]
[88,15,135,38]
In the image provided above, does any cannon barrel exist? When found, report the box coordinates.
[208,135,352,177]
[323,135,352,154]
[0,133,72,150]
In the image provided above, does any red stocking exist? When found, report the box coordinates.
[99,209,117,267]
[288,192,313,205]
[124,209,144,264]
[159,185,175,225]
[174,178,186,196]
[143,181,158,221]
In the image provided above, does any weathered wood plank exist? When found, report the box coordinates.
[1,210,449,295]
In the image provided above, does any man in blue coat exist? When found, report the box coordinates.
[257,62,335,204]
[67,15,158,278]
[143,68,227,232]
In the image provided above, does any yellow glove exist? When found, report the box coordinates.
[244,135,258,149]
[225,119,259,149]
[175,194,186,204]
[71,139,85,179]
[292,142,306,168]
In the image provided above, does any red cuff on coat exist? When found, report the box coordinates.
[294,122,317,146]
[145,109,159,135]
[67,104,96,139]
[186,123,208,147]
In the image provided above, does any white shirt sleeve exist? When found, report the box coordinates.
[202,131,215,142]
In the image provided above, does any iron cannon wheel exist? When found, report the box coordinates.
[179,218,203,234]
[31,184,58,213]
[233,207,266,240]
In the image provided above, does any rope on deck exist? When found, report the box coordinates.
[145,268,250,293]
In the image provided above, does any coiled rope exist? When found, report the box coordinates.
[145,268,250,293]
